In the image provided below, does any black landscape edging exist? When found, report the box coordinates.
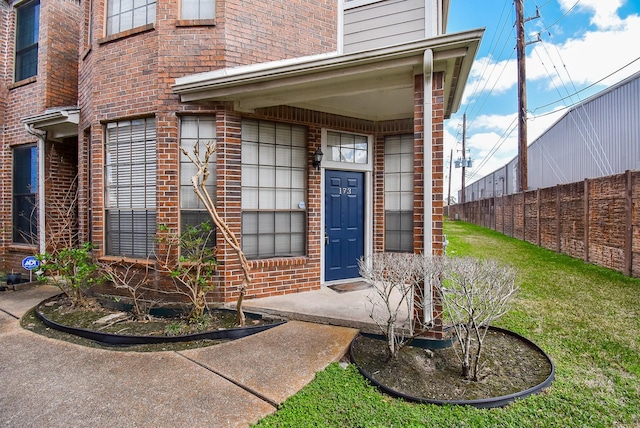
[351,326,555,409]
[35,295,285,346]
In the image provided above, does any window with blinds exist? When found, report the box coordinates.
[106,0,156,36]
[180,116,216,246]
[181,0,214,20]
[105,118,156,257]
[241,120,307,259]
[384,134,414,252]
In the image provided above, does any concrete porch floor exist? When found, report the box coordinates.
[236,282,410,334]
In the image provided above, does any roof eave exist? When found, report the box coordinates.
[173,29,484,121]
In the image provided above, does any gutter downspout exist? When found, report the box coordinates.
[423,49,434,324]
[24,124,46,254]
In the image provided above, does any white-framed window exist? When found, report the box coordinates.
[105,118,156,257]
[15,0,40,81]
[180,116,216,245]
[326,131,368,164]
[181,0,215,20]
[384,134,414,252]
[106,0,156,36]
[241,119,307,259]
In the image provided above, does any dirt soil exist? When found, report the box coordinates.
[21,295,272,352]
[351,329,552,402]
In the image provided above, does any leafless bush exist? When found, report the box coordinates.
[359,253,443,361]
[98,258,160,321]
[441,257,518,381]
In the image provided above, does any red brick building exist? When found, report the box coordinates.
[2,0,482,316]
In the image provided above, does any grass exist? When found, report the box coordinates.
[254,219,640,427]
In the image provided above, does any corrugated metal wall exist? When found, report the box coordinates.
[460,72,640,202]
[343,0,426,53]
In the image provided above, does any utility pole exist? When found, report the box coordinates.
[515,0,528,192]
[461,113,466,203]
[515,0,540,193]
[447,149,453,205]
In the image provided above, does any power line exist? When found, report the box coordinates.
[531,56,640,111]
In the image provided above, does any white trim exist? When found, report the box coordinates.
[423,49,433,256]
[343,0,386,10]
[23,124,47,252]
[422,49,433,324]
[426,0,439,38]
[319,128,374,285]
[337,0,344,55]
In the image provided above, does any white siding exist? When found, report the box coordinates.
[343,0,426,53]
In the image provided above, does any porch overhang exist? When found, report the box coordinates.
[22,107,80,142]
[172,29,483,121]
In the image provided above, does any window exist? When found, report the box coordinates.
[105,118,156,257]
[106,0,156,36]
[384,135,414,252]
[326,131,368,164]
[13,145,38,244]
[181,0,214,20]
[241,120,307,259]
[180,116,216,245]
[15,0,40,81]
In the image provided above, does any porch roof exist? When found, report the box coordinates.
[21,107,80,142]
[172,29,483,122]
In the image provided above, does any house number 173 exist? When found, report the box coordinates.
[339,187,353,195]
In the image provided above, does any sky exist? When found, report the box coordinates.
[445,0,640,200]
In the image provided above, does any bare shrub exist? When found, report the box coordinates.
[98,258,160,321]
[441,257,518,381]
[359,253,443,361]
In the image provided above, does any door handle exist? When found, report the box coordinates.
[325,232,329,245]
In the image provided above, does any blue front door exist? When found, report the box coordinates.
[325,170,365,281]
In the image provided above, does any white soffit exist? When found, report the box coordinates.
[22,108,80,142]
[173,29,483,121]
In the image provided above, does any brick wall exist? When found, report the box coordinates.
[79,0,339,257]
[1,0,81,272]
[42,0,80,108]
[450,170,640,278]
[1,21,45,273]
[0,2,9,129]
[223,0,337,66]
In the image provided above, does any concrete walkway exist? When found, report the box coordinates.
[0,285,357,427]
[241,283,409,334]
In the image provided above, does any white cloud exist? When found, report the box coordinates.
[558,0,625,30]
[527,14,640,91]
[528,108,566,141]
[462,55,517,105]
[465,5,640,103]
[469,113,518,133]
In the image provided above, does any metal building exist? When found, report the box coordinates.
[460,70,640,202]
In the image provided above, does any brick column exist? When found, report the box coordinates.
[431,72,445,255]
[216,110,244,302]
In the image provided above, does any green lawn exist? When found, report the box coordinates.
[254,220,640,427]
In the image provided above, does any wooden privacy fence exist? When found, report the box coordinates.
[448,170,640,278]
